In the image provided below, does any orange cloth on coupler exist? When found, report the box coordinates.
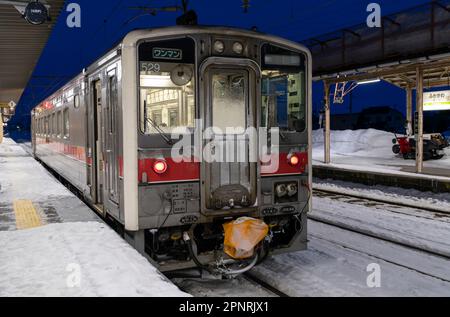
[223,217,269,259]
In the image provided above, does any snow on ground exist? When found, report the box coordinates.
[0,138,188,297]
[250,220,450,297]
[311,194,450,257]
[312,129,450,179]
[0,138,71,203]
[181,193,450,297]
[314,178,450,213]
[0,222,189,297]
[248,191,450,297]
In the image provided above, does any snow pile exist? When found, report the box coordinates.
[0,222,189,297]
[312,128,395,158]
[312,129,450,178]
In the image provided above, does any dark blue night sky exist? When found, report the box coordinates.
[10,0,434,129]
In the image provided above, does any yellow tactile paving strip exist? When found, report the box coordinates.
[13,200,42,230]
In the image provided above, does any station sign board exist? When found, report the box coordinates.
[423,90,450,111]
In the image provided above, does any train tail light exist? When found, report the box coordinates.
[153,160,167,174]
[288,154,300,166]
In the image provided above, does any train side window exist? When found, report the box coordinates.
[53,113,57,136]
[49,113,53,136]
[63,109,69,138]
[45,117,49,137]
[108,75,117,134]
[74,94,80,109]
[57,111,62,138]
[48,114,51,136]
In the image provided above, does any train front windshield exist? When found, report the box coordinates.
[261,44,307,133]
[138,38,196,134]
[138,38,307,138]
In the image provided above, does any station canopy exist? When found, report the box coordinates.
[302,1,450,89]
[0,0,65,105]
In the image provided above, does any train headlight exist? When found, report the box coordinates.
[214,40,225,54]
[275,184,287,197]
[232,42,243,54]
[153,160,168,174]
[286,183,298,197]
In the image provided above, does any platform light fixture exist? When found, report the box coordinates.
[357,79,381,85]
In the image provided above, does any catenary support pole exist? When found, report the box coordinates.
[415,67,424,173]
[324,82,331,164]
[0,113,3,144]
[406,85,413,136]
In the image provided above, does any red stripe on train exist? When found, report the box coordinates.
[118,156,200,183]
[35,137,87,163]
[261,152,308,176]
[36,138,307,182]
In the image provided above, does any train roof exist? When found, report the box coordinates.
[33,25,311,111]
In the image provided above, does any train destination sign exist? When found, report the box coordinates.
[152,47,182,60]
[423,90,450,111]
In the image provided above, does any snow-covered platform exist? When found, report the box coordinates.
[312,129,450,193]
[0,138,187,296]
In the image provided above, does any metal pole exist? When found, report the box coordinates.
[349,90,353,114]
[415,67,424,173]
[0,113,3,144]
[324,82,331,164]
[406,85,413,136]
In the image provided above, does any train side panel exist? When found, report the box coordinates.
[33,77,88,193]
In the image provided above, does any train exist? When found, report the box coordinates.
[31,26,312,275]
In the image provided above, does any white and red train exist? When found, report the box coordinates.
[31,26,312,274]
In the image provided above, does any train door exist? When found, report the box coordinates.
[87,78,105,212]
[94,80,105,207]
[103,68,120,216]
[201,59,260,211]
[31,115,36,155]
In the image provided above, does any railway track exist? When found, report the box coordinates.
[309,218,450,284]
[308,188,450,283]
[309,215,450,260]
[313,188,450,215]
[242,272,290,297]
[310,189,450,261]
[170,272,290,297]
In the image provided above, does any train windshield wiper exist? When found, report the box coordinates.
[146,117,174,145]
